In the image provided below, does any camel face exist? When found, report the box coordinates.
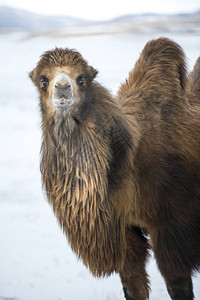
[29,48,98,115]
[49,69,86,110]
[33,65,89,114]
[46,67,89,112]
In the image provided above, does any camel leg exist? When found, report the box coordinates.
[150,227,194,300]
[165,276,194,300]
[119,226,150,300]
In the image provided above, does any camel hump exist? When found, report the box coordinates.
[187,57,200,94]
[118,38,188,107]
[138,37,187,90]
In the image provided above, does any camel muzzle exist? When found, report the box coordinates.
[52,72,74,109]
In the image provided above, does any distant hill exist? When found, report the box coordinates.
[112,11,200,22]
[0,5,199,35]
[0,6,88,31]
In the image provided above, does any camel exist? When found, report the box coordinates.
[29,47,140,280]
[29,38,200,300]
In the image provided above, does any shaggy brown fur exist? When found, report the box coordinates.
[30,38,200,300]
[29,48,143,279]
[117,38,200,300]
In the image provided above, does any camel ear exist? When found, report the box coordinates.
[29,68,36,84]
[88,66,98,81]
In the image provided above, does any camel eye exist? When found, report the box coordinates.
[40,76,49,91]
[77,75,86,88]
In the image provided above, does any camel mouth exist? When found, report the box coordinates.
[52,98,74,109]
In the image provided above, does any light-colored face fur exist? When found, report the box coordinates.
[52,72,74,109]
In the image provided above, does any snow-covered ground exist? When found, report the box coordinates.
[0,31,200,300]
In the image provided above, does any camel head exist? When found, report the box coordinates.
[29,48,98,117]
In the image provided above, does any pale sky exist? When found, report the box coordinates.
[1,0,200,20]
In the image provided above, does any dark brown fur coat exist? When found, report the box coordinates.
[118,38,200,277]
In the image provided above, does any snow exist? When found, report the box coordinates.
[0,30,200,300]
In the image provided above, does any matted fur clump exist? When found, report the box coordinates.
[30,39,200,300]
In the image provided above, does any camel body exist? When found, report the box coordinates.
[30,38,200,300]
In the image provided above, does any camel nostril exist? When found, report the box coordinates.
[55,83,70,88]
[63,84,71,90]
[55,84,71,92]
